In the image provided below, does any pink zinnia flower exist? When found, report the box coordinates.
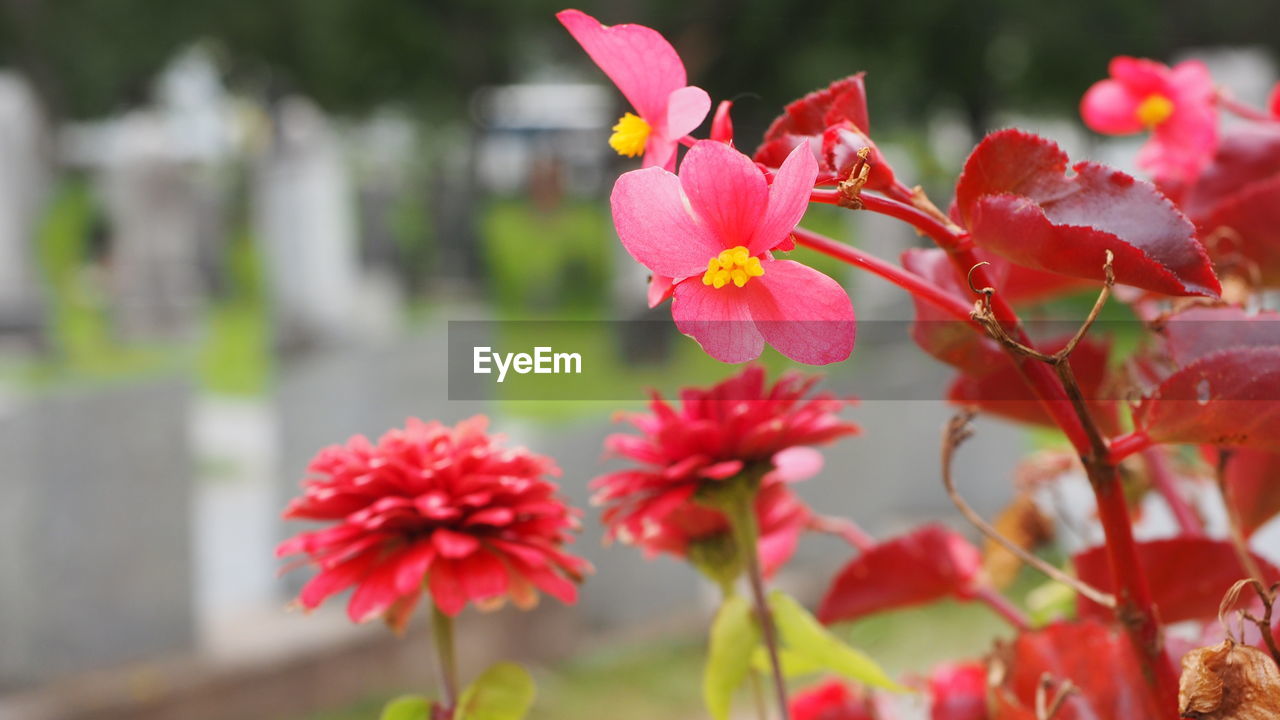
[1080,56,1217,183]
[558,9,710,170]
[593,366,858,575]
[277,416,590,629]
[611,139,856,364]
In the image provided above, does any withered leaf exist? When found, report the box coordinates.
[1179,639,1280,719]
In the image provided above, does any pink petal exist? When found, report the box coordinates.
[393,540,436,595]
[770,446,824,483]
[664,85,711,139]
[347,554,404,623]
[458,549,509,601]
[750,143,819,256]
[671,279,765,363]
[557,9,686,121]
[711,100,734,143]
[1080,79,1143,134]
[1269,82,1280,118]
[648,274,675,307]
[744,260,855,365]
[428,558,468,616]
[611,167,722,278]
[1108,56,1169,95]
[432,527,479,558]
[643,135,680,171]
[298,552,375,609]
[679,140,769,248]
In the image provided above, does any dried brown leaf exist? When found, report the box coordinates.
[1179,639,1280,719]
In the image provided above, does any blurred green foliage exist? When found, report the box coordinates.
[3,0,1276,138]
[480,199,609,316]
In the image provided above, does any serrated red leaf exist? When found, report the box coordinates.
[1074,537,1280,624]
[762,74,869,140]
[817,524,982,624]
[991,620,1162,720]
[955,129,1220,297]
[1205,447,1280,537]
[1134,346,1280,450]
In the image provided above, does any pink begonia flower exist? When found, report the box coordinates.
[611,139,855,365]
[1270,81,1280,118]
[558,9,711,170]
[1080,56,1217,184]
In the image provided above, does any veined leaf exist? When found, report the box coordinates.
[704,594,761,720]
[455,662,536,720]
[380,695,431,720]
[769,591,905,692]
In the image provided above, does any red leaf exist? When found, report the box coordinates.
[1200,174,1280,286]
[762,74,869,140]
[1206,447,1280,537]
[1134,346,1280,450]
[1154,305,1280,366]
[818,524,982,624]
[1074,537,1280,624]
[954,129,1220,297]
[1181,122,1280,220]
[991,620,1162,720]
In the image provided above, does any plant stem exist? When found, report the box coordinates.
[1087,460,1180,715]
[1140,447,1203,536]
[816,184,1176,710]
[1218,93,1274,122]
[432,605,460,712]
[726,491,791,720]
[790,226,974,322]
[1107,430,1153,463]
[974,586,1033,631]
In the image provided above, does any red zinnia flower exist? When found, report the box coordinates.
[592,366,858,575]
[277,416,590,629]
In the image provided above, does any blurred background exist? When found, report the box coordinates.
[0,1,1277,718]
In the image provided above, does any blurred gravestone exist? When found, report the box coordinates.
[254,97,361,352]
[0,73,50,348]
[0,380,193,689]
[101,110,205,342]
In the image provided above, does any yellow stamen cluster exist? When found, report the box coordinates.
[1135,93,1175,128]
[609,112,651,158]
[702,246,764,289]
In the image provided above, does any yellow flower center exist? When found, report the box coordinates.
[609,112,651,157]
[702,246,764,289]
[1135,93,1175,128]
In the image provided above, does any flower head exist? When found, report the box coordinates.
[611,139,856,364]
[558,9,710,170]
[592,366,857,577]
[277,416,590,628]
[1080,56,1217,183]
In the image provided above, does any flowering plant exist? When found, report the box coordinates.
[559,8,1280,720]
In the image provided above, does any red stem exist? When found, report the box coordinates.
[1090,467,1180,714]
[807,514,877,552]
[790,226,974,322]
[974,586,1032,632]
[1218,94,1274,123]
[1140,446,1203,536]
[1108,430,1154,463]
[817,179,1177,710]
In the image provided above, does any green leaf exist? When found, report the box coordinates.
[703,594,761,720]
[768,591,907,693]
[380,694,432,720]
[750,646,825,678]
[455,662,537,720]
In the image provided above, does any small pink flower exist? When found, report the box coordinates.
[558,9,710,170]
[1080,56,1217,183]
[611,139,855,364]
[1270,81,1280,118]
